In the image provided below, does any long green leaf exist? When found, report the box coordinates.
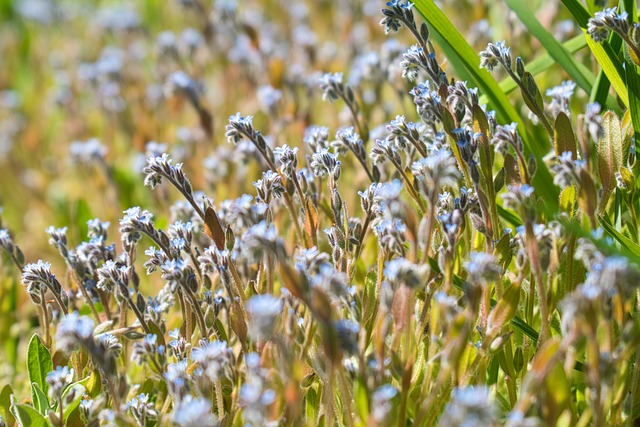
[10,402,48,427]
[624,59,640,145]
[505,0,592,94]
[598,111,624,211]
[599,215,640,258]
[590,33,623,107]
[561,0,629,106]
[0,385,15,426]
[30,383,49,416]
[497,205,522,228]
[26,334,53,396]
[414,0,559,205]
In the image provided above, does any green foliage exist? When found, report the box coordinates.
[26,335,52,397]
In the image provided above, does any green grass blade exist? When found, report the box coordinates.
[621,0,638,22]
[590,33,623,107]
[561,0,629,106]
[497,205,522,228]
[591,69,612,106]
[624,59,640,144]
[599,215,640,259]
[504,0,592,94]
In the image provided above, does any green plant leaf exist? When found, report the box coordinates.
[554,112,577,157]
[27,334,53,396]
[625,59,640,145]
[599,215,640,258]
[355,378,369,424]
[86,369,102,398]
[10,401,48,427]
[61,383,86,422]
[306,387,319,425]
[505,0,592,94]
[561,0,629,106]
[598,111,624,211]
[543,363,572,424]
[486,282,521,338]
[497,206,522,228]
[30,383,49,416]
[590,32,623,108]
[0,385,15,426]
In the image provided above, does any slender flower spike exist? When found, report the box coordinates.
[22,260,64,303]
[334,319,360,355]
[583,102,604,142]
[410,81,443,126]
[333,127,368,165]
[127,394,158,426]
[225,112,269,153]
[119,207,166,252]
[552,151,588,188]
[304,126,330,152]
[191,340,234,382]
[411,149,460,196]
[96,260,130,295]
[587,8,628,42]
[310,148,341,179]
[69,138,107,166]
[0,229,13,253]
[143,153,194,198]
[160,258,197,293]
[253,170,285,203]
[319,72,344,102]
[171,395,217,427]
[132,334,166,368]
[241,221,286,262]
[165,71,203,107]
[546,81,576,117]
[383,257,430,289]
[46,366,74,402]
[503,184,537,224]
[380,1,415,34]
[479,41,512,71]
[246,294,282,341]
[87,218,110,241]
[46,226,68,253]
[491,122,523,155]
[55,312,95,353]
[400,45,427,81]
[465,252,502,286]
[439,386,498,426]
[273,145,299,178]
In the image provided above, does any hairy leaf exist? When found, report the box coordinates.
[598,111,624,211]
[26,334,53,396]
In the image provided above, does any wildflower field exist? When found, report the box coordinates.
[2,0,640,425]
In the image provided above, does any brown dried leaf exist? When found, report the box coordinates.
[204,206,226,250]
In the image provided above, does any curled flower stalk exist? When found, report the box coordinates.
[480,41,553,137]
